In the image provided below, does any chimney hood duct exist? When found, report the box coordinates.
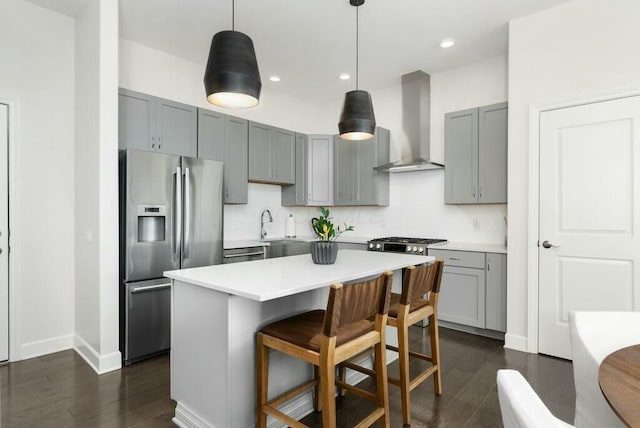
[376,70,444,172]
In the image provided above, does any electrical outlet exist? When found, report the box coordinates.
[473,217,479,230]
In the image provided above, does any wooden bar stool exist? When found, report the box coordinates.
[341,260,445,426]
[256,272,394,428]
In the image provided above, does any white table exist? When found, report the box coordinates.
[165,250,433,428]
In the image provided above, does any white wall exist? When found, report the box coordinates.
[74,0,121,374]
[0,0,76,359]
[507,0,640,351]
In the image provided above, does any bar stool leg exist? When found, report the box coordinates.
[428,314,442,395]
[320,337,337,427]
[313,365,323,412]
[338,365,347,396]
[256,333,269,428]
[374,336,390,428]
[397,309,411,424]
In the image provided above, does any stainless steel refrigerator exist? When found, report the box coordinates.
[119,149,223,365]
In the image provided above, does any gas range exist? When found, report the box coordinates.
[367,237,447,255]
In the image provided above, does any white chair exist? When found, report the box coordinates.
[497,369,573,428]
[569,311,640,428]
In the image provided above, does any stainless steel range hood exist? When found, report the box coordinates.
[376,70,444,173]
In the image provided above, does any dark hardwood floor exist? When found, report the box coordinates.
[0,327,575,427]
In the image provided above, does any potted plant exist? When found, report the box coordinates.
[310,207,354,264]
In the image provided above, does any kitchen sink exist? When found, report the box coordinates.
[263,239,311,258]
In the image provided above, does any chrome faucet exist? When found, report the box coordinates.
[260,209,273,240]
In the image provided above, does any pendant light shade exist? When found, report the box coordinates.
[204,30,262,109]
[339,0,375,140]
[339,90,375,140]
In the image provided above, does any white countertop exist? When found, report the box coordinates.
[224,235,371,249]
[428,241,507,254]
[165,250,433,302]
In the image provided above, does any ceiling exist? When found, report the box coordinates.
[30,0,570,103]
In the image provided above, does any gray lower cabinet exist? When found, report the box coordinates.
[485,253,507,332]
[248,121,295,185]
[430,248,506,333]
[438,264,486,328]
[445,102,507,204]
[197,109,248,204]
[283,134,335,206]
[119,88,197,157]
[334,127,390,206]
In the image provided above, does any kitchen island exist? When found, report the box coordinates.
[165,250,433,428]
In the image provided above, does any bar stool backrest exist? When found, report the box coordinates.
[322,272,393,338]
[400,259,445,306]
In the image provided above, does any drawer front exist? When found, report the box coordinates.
[429,249,485,269]
[222,246,267,263]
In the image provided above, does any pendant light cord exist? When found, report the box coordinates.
[356,5,359,90]
[232,0,235,31]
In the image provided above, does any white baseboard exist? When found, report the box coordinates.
[20,333,73,360]
[173,402,215,428]
[504,333,529,352]
[73,334,122,375]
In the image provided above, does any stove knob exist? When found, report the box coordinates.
[413,246,418,252]
[376,243,381,249]
[369,243,374,249]
[406,246,412,252]
[418,247,424,253]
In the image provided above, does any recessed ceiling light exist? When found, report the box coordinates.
[440,39,455,48]
[269,76,281,82]
[339,73,351,80]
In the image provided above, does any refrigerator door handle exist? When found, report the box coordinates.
[174,166,182,261]
[183,167,191,259]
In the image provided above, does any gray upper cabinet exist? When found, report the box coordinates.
[445,102,507,204]
[198,109,248,204]
[248,122,272,182]
[445,108,478,204]
[248,121,295,185]
[225,117,249,203]
[478,103,508,203]
[307,135,334,206]
[334,127,390,206]
[119,88,197,158]
[282,133,307,206]
[272,129,295,184]
[282,134,334,206]
[156,99,197,157]
[334,138,356,205]
[119,90,154,152]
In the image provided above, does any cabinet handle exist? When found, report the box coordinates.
[472,188,476,198]
[487,262,490,271]
[479,187,483,198]
[449,257,461,261]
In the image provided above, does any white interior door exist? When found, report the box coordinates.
[0,104,8,362]
[538,96,640,359]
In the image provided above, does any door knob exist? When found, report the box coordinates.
[542,240,559,249]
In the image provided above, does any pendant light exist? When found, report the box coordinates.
[204,0,262,109]
[338,0,375,140]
